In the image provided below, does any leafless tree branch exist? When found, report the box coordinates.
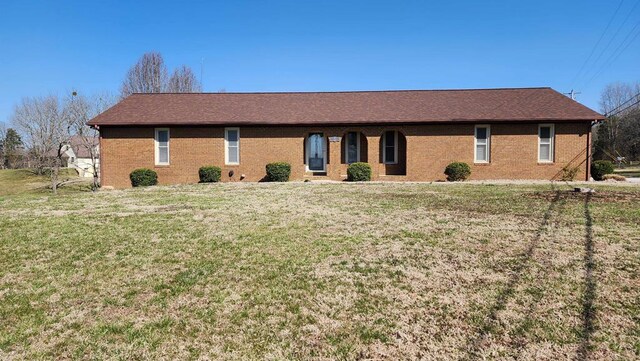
[120,52,168,98]
[168,65,202,93]
[11,95,73,194]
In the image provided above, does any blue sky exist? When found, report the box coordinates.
[1,0,639,126]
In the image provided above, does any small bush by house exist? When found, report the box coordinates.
[560,165,580,181]
[130,168,158,187]
[444,162,471,182]
[199,166,222,183]
[266,162,291,182]
[347,162,372,181]
[591,160,614,181]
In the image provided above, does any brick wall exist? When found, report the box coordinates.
[100,122,591,188]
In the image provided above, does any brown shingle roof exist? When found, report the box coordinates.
[87,88,604,126]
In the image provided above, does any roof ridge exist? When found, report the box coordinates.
[129,87,553,95]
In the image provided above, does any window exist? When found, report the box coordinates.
[155,128,170,165]
[346,132,360,164]
[382,130,397,164]
[225,128,240,165]
[474,125,490,163]
[538,124,554,162]
[306,133,326,172]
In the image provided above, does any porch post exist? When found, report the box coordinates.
[327,130,342,179]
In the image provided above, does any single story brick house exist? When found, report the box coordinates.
[87,88,604,188]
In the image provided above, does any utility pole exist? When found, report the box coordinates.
[564,89,581,100]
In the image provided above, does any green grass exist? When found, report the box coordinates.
[0,168,89,197]
[0,180,638,359]
[614,167,640,178]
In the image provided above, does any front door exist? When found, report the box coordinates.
[307,133,326,172]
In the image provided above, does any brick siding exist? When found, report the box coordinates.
[100,122,591,188]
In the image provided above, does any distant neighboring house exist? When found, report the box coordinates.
[60,136,99,178]
[87,88,604,188]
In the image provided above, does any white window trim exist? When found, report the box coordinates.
[224,127,240,165]
[154,128,170,166]
[382,130,398,164]
[474,125,491,163]
[538,124,555,163]
[346,131,361,164]
[305,132,327,172]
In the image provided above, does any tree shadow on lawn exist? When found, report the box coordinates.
[574,192,595,361]
[461,188,563,360]
[512,191,597,360]
[462,190,598,360]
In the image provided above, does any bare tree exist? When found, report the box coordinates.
[595,82,640,161]
[120,52,168,98]
[594,83,640,160]
[11,95,73,194]
[618,108,640,161]
[168,65,202,93]
[68,91,116,191]
[121,52,203,97]
[599,82,638,115]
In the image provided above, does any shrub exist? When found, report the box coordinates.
[444,162,471,182]
[266,162,291,182]
[347,162,372,181]
[560,165,580,181]
[591,160,614,181]
[199,166,222,183]
[130,168,158,187]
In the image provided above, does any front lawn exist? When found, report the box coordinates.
[0,182,638,359]
[0,169,89,197]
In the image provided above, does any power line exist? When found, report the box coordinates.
[582,20,640,89]
[609,99,640,117]
[603,91,640,115]
[578,0,640,88]
[607,98,640,117]
[569,0,625,89]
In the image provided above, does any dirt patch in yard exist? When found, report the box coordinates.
[528,190,640,203]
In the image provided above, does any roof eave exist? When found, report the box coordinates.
[88,117,604,127]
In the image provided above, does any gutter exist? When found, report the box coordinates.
[87,118,605,128]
